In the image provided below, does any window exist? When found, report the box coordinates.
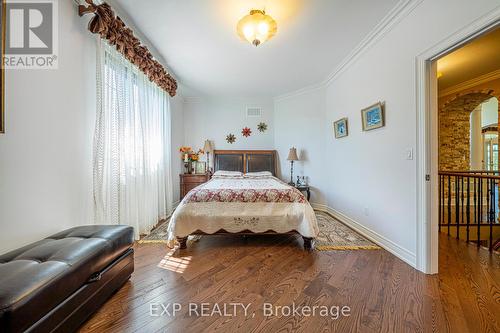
[93,40,173,238]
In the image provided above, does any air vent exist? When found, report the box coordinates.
[246,107,262,117]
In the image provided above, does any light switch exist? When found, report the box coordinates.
[406,149,413,160]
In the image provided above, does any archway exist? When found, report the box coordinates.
[439,91,499,171]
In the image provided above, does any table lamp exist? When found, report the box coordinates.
[203,140,213,173]
[287,147,299,186]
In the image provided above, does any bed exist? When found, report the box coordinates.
[167,150,319,250]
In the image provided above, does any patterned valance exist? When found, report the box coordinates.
[79,1,177,97]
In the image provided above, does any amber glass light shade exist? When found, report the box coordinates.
[236,9,278,47]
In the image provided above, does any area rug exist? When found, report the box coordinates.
[314,211,380,250]
[139,210,380,251]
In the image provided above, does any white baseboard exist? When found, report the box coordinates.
[311,203,416,268]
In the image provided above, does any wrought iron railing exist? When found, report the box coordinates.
[439,171,500,252]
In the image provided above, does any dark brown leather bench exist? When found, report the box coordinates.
[0,225,134,333]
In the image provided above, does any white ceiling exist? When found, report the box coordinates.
[114,0,399,98]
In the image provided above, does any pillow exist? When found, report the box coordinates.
[212,170,243,178]
[244,171,273,178]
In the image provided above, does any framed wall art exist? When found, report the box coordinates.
[334,118,348,138]
[361,102,385,131]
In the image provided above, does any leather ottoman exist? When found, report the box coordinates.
[0,225,134,333]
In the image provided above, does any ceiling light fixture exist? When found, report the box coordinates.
[236,9,277,47]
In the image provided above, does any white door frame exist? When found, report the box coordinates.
[415,12,500,274]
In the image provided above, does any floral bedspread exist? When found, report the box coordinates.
[167,176,319,245]
[184,188,306,203]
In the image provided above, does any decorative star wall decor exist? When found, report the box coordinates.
[242,127,252,137]
[226,133,236,144]
[257,122,268,132]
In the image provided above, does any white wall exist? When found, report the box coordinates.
[183,97,274,168]
[0,0,95,253]
[481,97,498,127]
[274,0,500,267]
[170,95,185,203]
[274,88,327,204]
[0,1,184,254]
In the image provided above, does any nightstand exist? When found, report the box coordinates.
[296,185,311,201]
[180,173,210,200]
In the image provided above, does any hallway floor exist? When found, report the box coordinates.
[79,233,500,332]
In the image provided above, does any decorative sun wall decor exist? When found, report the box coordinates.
[242,127,252,137]
[226,133,236,144]
[257,122,268,132]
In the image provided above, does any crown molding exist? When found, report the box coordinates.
[438,69,500,97]
[323,0,423,86]
[274,0,424,102]
[274,81,325,103]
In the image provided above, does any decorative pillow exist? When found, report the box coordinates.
[244,171,273,178]
[212,170,243,178]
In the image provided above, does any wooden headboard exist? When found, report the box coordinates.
[213,150,277,176]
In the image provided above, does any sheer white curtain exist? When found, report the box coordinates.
[93,39,173,239]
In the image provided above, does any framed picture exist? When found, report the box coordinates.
[0,0,5,134]
[194,161,206,174]
[334,118,348,138]
[361,102,385,131]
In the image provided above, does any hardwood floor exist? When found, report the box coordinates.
[79,233,500,333]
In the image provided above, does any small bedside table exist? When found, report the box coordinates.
[296,185,311,201]
[180,173,210,200]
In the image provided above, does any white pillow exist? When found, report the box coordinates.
[212,170,243,178]
[244,171,272,178]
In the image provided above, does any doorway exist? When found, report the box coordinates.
[416,17,500,274]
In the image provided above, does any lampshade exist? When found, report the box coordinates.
[236,9,278,47]
[203,140,213,153]
[287,147,299,161]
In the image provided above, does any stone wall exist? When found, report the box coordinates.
[438,93,493,171]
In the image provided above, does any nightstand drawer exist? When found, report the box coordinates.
[182,175,209,184]
[183,183,200,194]
[180,173,210,200]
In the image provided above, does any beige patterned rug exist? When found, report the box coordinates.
[139,210,380,251]
[314,211,380,250]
